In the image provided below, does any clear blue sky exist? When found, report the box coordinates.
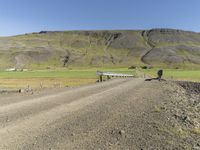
[0,0,200,36]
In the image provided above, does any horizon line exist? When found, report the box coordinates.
[1,27,199,37]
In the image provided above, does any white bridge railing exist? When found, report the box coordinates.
[96,71,134,82]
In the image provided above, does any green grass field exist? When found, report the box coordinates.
[143,69,200,81]
[0,68,199,89]
[0,68,135,89]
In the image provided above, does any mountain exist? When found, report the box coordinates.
[0,29,200,69]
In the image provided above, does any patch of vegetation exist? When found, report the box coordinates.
[143,69,200,81]
[190,128,200,135]
[159,127,189,138]
[141,66,148,69]
[152,106,162,113]
[128,65,137,69]
[177,49,192,56]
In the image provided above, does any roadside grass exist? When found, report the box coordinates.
[0,68,135,89]
[0,78,96,89]
[142,69,200,81]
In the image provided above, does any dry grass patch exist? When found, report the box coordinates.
[0,78,96,89]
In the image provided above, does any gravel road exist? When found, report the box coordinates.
[0,78,199,150]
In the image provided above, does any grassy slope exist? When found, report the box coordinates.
[0,31,138,68]
[1,29,199,69]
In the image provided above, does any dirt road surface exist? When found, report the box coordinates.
[0,78,199,150]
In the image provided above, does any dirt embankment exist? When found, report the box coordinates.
[0,79,199,150]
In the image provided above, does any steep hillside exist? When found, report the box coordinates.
[0,29,200,69]
[141,29,200,68]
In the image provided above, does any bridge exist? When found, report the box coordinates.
[96,71,134,82]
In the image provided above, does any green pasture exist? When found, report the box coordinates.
[143,69,200,81]
[0,68,135,89]
[0,67,199,89]
[0,68,135,78]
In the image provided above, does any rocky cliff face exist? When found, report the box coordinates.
[141,29,200,67]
